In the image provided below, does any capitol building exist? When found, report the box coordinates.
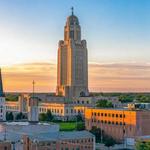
[1,9,96,121]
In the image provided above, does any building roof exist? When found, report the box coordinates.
[0,68,4,97]
[66,7,79,26]
[0,123,94,143]
[0,122,59,142]
[29,130,94,142]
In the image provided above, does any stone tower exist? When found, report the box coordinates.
[0,68,6,121]
[56,8,89,98]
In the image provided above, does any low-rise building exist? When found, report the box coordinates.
[85,107,150,142]
[0,141,11,150]
[23,131,95,150]
[0,122,95,150]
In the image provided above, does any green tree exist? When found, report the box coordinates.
[96,100,113,108]
[39,110,53,122]
[6,94,18,101]
[39,113,47,121]
[119,94,134,103]
[136,95,150,103]
[47,110,53,121]
[76,122,85,131]
[15,112,26,120]
[104,135,116,149]
[136,141,150,150]
[90,126,102,143]
[76,113,83,122]
[6,112,14,121]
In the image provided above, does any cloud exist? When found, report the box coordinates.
[1,62,150,92]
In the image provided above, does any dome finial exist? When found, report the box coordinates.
[71,7,74,16]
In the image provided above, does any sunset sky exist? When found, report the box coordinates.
[0,0,150,92]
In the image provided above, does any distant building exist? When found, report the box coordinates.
[85,107,150,142]
[128,103,150,110]
[56,8,89,98]
[23,131,95,150]
[0,68,6,121]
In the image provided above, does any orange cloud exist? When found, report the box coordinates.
[1,62,150,92]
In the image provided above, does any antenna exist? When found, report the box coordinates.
[32,80,35,99]
[71,7,74,16]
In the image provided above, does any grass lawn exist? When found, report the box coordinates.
[59,122,77,131]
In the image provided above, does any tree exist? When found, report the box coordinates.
[104,135,116,149]
[39,110,53,122]
[96,100,113,108]
[76,113,83,122]
[136,95,150,103]
[6,94,18,101]
[15,112,26,120]
[90,126,102,143]
[47,110,53,121]
[6,112,14,121]
[136,141,150,150]
[76,122,85,131]
[119,94,134,103]
[39,113,47,121]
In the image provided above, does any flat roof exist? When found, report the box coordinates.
[29,130,94,142]
[87,107,150,111]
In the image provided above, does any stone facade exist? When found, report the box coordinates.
[56,9,89,98]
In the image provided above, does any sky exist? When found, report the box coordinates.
[0,0,150,92]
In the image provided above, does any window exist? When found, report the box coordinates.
[70,31,74,39]
[66,109,68,114]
